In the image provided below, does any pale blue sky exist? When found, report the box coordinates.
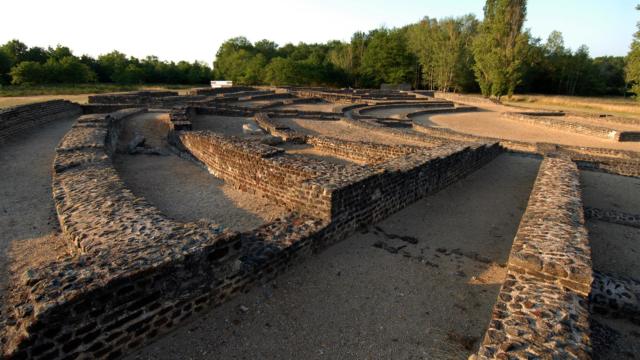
[0,0,637,63]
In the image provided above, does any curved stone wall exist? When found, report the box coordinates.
[1,109,325,359]
[0,100,81,142]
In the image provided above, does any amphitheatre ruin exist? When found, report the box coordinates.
[0,86,639,360]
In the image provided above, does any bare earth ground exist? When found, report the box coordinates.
[580,171,640,359]
[0,117,76,303]
[191,115,262,138]
[422,111,640,151]
[114,154,289,232]
[0,94,91,108]
[276,118,430,147]
[128,154,540,360]
[273,102,337,112]
[115,112,288,232]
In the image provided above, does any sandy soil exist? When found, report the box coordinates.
[423,111,640,151]
[0,117,76,302]
[580,171,640,214]
[114,154,289,232]
[192,115,262,138]
[276,118,431,147]
[128,154,540,360]
[119,111,171,150]
[115,112,288,232]
[274,103,337,112]
[279,143,362,166]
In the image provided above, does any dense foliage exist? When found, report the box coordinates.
[0,0,637,99]
[0,40,212,86]
[213,2,632,98]
[472,0,528,98]
[626,5,640,98]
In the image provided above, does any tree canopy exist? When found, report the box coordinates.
[0,0,636,99]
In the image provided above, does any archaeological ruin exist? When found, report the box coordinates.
[0,86,639,359]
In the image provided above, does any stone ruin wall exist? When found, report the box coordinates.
[2,90,640,359]
[411,117,640,177]
[1,102,502,359]
[476,155,593,359]
[0,100,81,142]
[502,112,636,141]
[1,109,327,359]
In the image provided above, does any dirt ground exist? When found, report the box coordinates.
[580,170,640,359]
[115,112,289,231]
[191,115,262,138]
[127,154,540,360]
[422,111,640,151]
[276,118,431,147]
[0,117,76,303]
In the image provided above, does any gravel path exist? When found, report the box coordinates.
[0,117,76,300]
[128,154,540,360]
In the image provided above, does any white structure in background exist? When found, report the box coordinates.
[211,80,233,88]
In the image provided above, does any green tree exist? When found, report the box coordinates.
[626,4,640,98]
[9,61,45,84]
[407,15,478,92]
[472,0,528,98]
[360,28,416,87]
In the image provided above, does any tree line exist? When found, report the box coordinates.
[1,0,639,99]
[0,41,212,86]
[213,0,638,99]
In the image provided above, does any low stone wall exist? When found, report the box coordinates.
[186,86,255,96]
[306,135,419,165]
[475,155,593,359]
[355,101,454,117]
[254,113,307,142]
[88,91,178,104]
[412,118,640,177]
[0,109,329,359]
[81,103,143,114]
[179,129,501,239]
[503,112,621,140]
[178,131,333,219]
[87,91,178,104]
[584,207,640,228]
[403,105,477,120]
[343,118,449,148]
[0,100,81,142]
[590,271,640,322]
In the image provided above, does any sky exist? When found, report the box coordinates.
[0,0,637,64]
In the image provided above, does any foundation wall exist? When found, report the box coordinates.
[0,100,81,142]
[476,155,593,359]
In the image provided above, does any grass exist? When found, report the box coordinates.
[0,83,201,108]
[503,94,640,119]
